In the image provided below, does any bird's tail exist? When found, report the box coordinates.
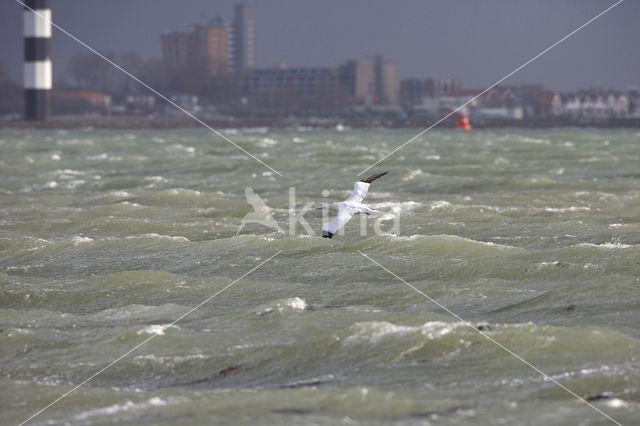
[360,171,388,183]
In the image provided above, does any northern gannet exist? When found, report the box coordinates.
[322,172,388,238]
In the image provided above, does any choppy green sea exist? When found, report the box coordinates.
[1,127,639,425]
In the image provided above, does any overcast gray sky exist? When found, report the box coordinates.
[1,0,638,91]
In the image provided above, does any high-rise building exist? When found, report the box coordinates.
[351,56,398,105]
[194,18,229,75]
[161,18,230,78]
[232,3,256,71]
[161,29,195,75]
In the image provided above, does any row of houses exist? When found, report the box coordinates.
[401,83,639,119]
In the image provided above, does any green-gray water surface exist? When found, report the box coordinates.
[1,127,639,425]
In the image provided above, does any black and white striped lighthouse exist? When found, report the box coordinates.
[23,0,52,120]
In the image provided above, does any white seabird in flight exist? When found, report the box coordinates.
[322,172,388,238]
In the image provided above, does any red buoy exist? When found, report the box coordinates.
[455,113,472,130]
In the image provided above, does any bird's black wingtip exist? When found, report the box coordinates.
[322,231,333,239]
[360,171,388,183]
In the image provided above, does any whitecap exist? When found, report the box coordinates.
[7,328,33,337]
[402,169,423,181]
[606,399,629,408]
[577,242,632,249]
[258,137,278,147]
[370,200,421,214]
[344,321,458,345]
[493,156,509,166]
[74,397,172,421]
[429,200,454,210]
[282,297,307,311]
[137,324,177,336]
[544,206,590,213]
[256,297,307,316]
[126,234,190,243]
[518,136,551,145]
[72,236,94,246]
[54,169,86,178]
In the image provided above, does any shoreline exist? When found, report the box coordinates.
[2,115,640,130]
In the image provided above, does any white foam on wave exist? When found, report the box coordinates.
[282,297,307,311]
[543,206,590,213]
[577,242,632,249]
[607,399,630,408]
[145,176,168,185]
[74,397,175,421]
[517,136,551,145]
[257,137,278,147]
[344,321,458,345]
[71,236,94,246]
[109,190,133,198]
[53,169,86,178]
[533,261,601,271]
[429,200,454,210]
[6,328,33,337]
[137,324,179,336]
[370,200,421,214]
[388,234,519,250]
[134,353,208,364]
[168,188,200,196]
[402,169,424,181]
[256,297,307,316]
[493,156,509,166]
[578,156,606,163]
[87,153,108,161]
[125,234,190,243]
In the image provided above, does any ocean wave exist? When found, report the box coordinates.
[256,297,307,316]
[576,242,633,249]
[358,234,519,255]
[402,169,424,181]
[71,236,94,246]
[137,324,179,336]
[370,200,421,214]
[125,233,190,243]
[543,206,591,213]
[74,397,178,421]
[0,236,50,252]
[517,136,551,145]
[257,137,279,147]
[344,321,458,345]
[429,200,454,210]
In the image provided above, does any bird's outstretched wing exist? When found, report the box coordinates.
[245,186,268,211]
[359,171,388,184]
[345,181,370,204]
[322,206,356,238]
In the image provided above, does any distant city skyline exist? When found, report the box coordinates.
[1,0,638,91]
